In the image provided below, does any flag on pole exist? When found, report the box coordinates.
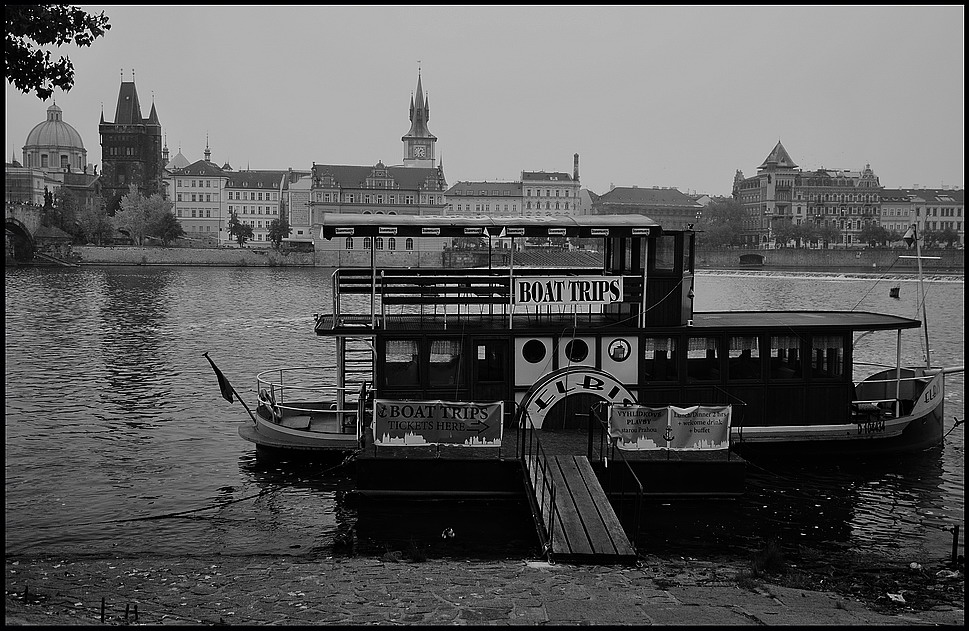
[902,225,916,249]
[203,352,235,403]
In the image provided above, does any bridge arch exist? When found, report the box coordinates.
[5,218,36,262]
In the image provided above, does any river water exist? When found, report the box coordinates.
[4,266,964,564]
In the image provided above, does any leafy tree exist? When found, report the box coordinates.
[152,210,186,246]
[76,198,113,245]
[5,5,111,100]
[770,220,799,247]
[228,211,253,246]
[858,223,891,247]
[48,188,80,234]
[696,198,744,248]
[923,227,960,248]
[267,215,292,249]
[818,224,841,248]
[113,188,172,245]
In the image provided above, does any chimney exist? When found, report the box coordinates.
[573,153,579,183]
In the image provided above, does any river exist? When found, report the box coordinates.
[4,266,964,564]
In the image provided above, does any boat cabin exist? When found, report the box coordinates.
[316,214,923,432]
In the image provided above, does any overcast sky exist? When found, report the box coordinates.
[5,5,965,195]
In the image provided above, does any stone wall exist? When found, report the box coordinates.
[695,247,964,272]
[74,246,315,267]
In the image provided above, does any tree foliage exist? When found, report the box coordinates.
[228,211,253,246]
[152,211,186,246]
[267,215,292,249]
[696,198,744,248]
[76,200,114,245]
[113,188,176,246]
[5,5,111,100]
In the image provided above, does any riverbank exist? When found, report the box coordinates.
[5,550,962,626]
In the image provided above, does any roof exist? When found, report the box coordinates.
[758,141,798,169]
[225,170,287,189]
[522,171,575,183]
[594,186,702,208]
[880,188,964,204]
[112,81,144,125]
[692,311,921,332]
[166,151,190,170]
[24,104,84,151]
[445,181,522,196]
[312,164,446,191]
[319,213,663,239]
[172,160,225,177]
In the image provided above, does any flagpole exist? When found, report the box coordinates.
[203,352,259,424]
[913,224,931,368]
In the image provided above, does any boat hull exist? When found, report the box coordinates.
[238,417,360,463]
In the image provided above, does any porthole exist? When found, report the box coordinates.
[608,339,631,362]
[522,339,547,364]
[564,339,589,363]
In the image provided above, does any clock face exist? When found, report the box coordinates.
[414,145,426,158]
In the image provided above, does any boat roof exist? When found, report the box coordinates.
[692,311,922,332]
[319,213,665,239]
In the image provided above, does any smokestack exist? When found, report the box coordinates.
[573,153,579,183]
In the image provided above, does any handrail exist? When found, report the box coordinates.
[517,405,556,560]
[589,403,643,552]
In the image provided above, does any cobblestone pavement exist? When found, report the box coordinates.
[5,554,964,626]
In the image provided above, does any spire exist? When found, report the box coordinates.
[204,133,211,162]
[402,70,435,142]
[759,140,798,170]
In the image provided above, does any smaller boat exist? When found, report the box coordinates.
[889,285,900,299]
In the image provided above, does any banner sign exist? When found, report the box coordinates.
[609,404,731,451]
[421,227,441,236]
[378,226,397,235]
[373,399,503,447]
[513,276,623,306]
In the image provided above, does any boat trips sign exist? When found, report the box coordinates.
[608,404,732,451]
[514,276,623,306]
[373,399,503,447]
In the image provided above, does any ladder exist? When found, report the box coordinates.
[336,335,375,429]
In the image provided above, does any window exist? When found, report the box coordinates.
[388,237,396,251]
[375,237,384,250]
[687,336,720,381]
[206,210,211,218]
[384,339,420,387]
[363,237,372,249]
[206,181,211,188]
[652,235,676,271]
[177,193,182,202]
[728,336,761,380]
[644,337,678,381]
[405,238,414,251]
[345,237,353,250]
[428,339,463,386]
[206,194,211,202]
[810,335,844,378]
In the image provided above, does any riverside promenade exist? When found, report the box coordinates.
[5,553,963,626]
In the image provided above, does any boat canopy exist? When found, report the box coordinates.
[319,213,664,239]
[692,311,922,332]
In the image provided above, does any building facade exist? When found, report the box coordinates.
[444,181,523,217]
[170,156,228,244]
[521,155,582,217]
[224,169,287,245]
[881,188,964,246]
[591,185,704,230]
[733,141,882,248]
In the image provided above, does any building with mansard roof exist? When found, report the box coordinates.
[224,169,289,246]
[99,74,164,212]
[444,181,523,218]
[591,186,703,230]
[169,151,229,244]
[880,188,964,246]
[732,140,883,248]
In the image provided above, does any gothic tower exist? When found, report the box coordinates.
[99,72,164,212]
[401,71,437,168]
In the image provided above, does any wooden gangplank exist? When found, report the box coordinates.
[525,455,637,565]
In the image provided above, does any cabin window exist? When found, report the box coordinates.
[643,337,678,381]
[607,339,631,362]
[384,340,420,387]
[769,335,802,379]
[653,235,676,271]
[364,237,372,249]
[728,336,761,380]
[564,339,589,363]
[811,335,845,379]
[687,336,720,381]
[683,234,694,273]
[405,238,414,251]
[428,339,463,386]
[522,339,547,364]
[476,341,506,382]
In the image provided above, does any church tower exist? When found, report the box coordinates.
[401,71,437,168]
[99,71,164,212]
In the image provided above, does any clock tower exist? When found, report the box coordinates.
[401,71,437,168]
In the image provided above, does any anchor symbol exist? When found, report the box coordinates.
[663,425,675,443]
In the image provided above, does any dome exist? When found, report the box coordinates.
[25,104,85,151]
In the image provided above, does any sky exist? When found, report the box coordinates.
[5,5,965,196]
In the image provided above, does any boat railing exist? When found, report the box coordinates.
[329,267,645,328]
[255,367,362,438]
[589,403,643,548]
[517,404,556,560]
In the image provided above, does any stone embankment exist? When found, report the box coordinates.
[62,245,965,272]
